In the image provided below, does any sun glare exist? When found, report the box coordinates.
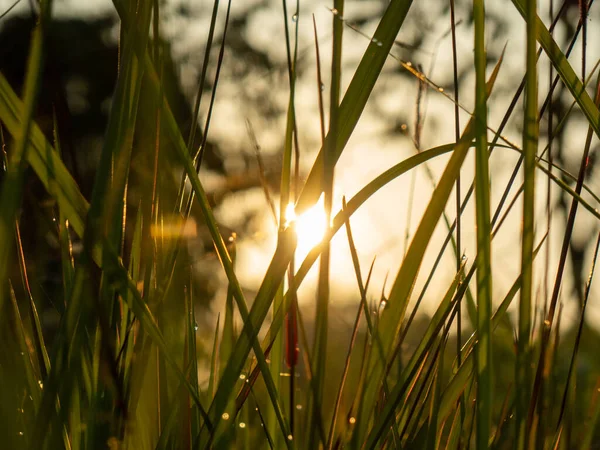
[285,197,328,257]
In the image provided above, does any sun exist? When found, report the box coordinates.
[285,196,328,258]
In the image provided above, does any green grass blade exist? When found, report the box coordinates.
[515,0,538,447]
[472,1,492,448]
[295,0,415,215]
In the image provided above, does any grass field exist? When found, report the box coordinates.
[1,0,600,448]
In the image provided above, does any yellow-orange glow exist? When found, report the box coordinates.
[285,197,327,257]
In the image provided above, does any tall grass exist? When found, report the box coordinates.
[0,0,599,449]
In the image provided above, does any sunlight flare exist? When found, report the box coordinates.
[285,196,328,257]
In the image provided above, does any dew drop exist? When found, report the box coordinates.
[438,87,444,92]
[239,422,246,428]
[194,322,199,331]
[406,61,412,67]
[349,417,356,424]
[377,41,383,47]
[292,13,298,22]
[295,404,303,410]
[320,82,325,92]
[380,300,387,309]
[18,432,24,436]
[462,255,467,261]
[331,8,338,15]
[222,413,230,420]
[372,38,378,45]
[287,434,293,441]
[544,319,551,326]
[38,380,43,388]
[239,374,246,380]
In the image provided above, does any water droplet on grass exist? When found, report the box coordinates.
[222,413,230,420]
[239,422,246,428]
[287,435,293,441]
[349,417,356,424]
[331,8,338,15]
[239,374,246,380]
[292,13,298,22]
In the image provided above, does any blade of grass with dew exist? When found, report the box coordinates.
[350,51,504,449]
[516,0,538,447]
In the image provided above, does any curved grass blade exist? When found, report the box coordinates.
[295,0,415,215]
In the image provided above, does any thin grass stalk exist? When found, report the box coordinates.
[311,2,343,447]
[449,0,465,429]
[15,221,50,379]
[275,0,301,443]
[472,1,492,448]
[516,0,538,447]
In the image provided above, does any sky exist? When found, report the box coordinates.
[1,0,600,331]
